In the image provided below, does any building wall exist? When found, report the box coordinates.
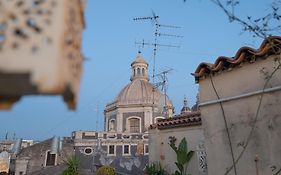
[199,55,281,175]
[149,126,205,175]
[14,138,74,175]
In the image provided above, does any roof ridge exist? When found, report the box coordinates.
[193,36,281,83]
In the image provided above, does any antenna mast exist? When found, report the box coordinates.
[155,68,173,117]
[95,101,99,131]
[134,11,182,120]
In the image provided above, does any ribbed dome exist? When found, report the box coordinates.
[116,79,157,105]
[106,53,172,110]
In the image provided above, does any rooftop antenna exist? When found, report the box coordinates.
[155,68,173,118]
[134,11,181,120]
[5,132,8,140]
[95,101,99,131]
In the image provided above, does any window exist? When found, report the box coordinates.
[142,68,145,75]
[129,118,140,133]
[45,151,56,166]
[145,144,149,154]
[84,147,93,155]
[123,145,130,155]
[109,119,116,131]
[137,68,141,75]
[108,145,115,155]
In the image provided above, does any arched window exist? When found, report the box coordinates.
[142,68,145,75]
[129,118,140,133]
[137,68,141,75]
[109,119,116,131]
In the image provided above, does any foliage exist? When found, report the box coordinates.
[61,156,80,175]
[144,162,166,175]
[96,166,116,175]
[169,137,194,175]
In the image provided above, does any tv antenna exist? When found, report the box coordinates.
[95,101,99,131]
[134,11,181,83]
[134,11,181,119]
[154,68,173,117]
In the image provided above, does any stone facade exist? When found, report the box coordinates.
[194,36,281,175]
[73,131,149,175]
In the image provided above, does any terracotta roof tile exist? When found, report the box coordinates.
[150,111,201,130]
[193,36,281,83]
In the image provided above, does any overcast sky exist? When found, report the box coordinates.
[0,0,277,140]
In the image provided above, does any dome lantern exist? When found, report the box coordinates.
[181,96,191,114]
[130,53,149,81]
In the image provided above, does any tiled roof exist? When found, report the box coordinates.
[193,36,281,83]
[150,111,201,130]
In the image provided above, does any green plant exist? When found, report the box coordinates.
[61,156,80,175]
[96,166,116,175]
[169,137,194,175]
[144,162,166,175]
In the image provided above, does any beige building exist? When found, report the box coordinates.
[194,36,281,175]
[0,0,85,110]
[149,98,206,175]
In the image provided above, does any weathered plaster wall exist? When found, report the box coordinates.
[199,55,281,175]
[149,126,205,175]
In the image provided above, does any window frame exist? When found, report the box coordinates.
[84,147,93,155]
[144,144,149,155]
[108,119,116,131]
[44,150,57,166]
[127,117,141,133]
[122,144,131,156]
[108,145,116,156]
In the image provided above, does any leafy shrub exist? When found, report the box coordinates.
[96,166,116,175]
[62,156,79,175]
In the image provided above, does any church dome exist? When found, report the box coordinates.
[116,79,171,106]
[180,96,191,114]
[106,53,172,110]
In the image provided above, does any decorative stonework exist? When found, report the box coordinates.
[196,141,207,174]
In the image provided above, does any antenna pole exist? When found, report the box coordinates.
[96,101,99,131]
[134,12,181,120]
